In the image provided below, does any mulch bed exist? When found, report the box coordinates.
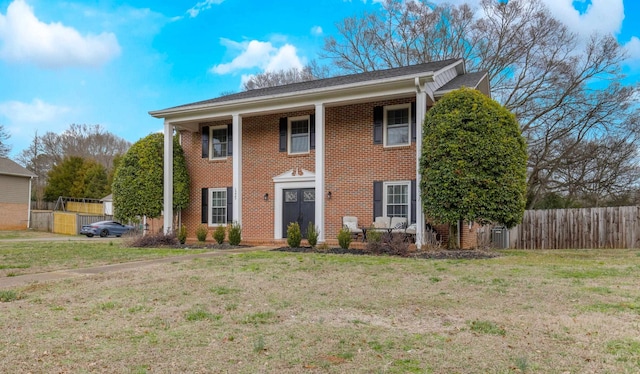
[273,246,500,259]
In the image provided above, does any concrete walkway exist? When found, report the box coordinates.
[0,245,274,289]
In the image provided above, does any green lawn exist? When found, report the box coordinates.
[0,242,639,373]
[0,235,206,277]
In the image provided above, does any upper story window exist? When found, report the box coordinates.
[201,124,232,160]
[289,116,310,154]
[210,125,228,159]
[384,104,410,147]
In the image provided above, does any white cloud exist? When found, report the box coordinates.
[0,0,121,68]
[311,26,323,36]
[624,37,640,64]
[211,40,304,75]
[186,0,224,18]
[0,99,70,124]
[539,0,624,36]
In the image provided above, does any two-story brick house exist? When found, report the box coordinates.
[150,58,489,248]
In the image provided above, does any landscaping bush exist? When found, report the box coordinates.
[387,234,409,256]
[177,224,187,245]
[213,225,226,244]
[337,227,352,249]
[307,222,319,248]
[127,232,178,247]
[228,222,242,246]
[287,222,302,248]
[195,225,208,242]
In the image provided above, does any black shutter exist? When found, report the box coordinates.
[373,181,383,221]
[227,123,233,156]
[201,126,209,158]
[201,188,208,224]
[279,117,287,152]
[373,106,383,144]
[411,102,417,142]
[411,180,417,224]
[226,187,233,223]
[310,114,315,150]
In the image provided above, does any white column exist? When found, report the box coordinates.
[27,176,33,228]
[314,103,326,242]
[232,114,242,226]
[163,120,174,234]
[415,90,427,249]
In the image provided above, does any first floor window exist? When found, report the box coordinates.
[289,116,310,154]
[384,182,409,220]
[210,188,227,225]
[384,104,410,147]
[210,126,228,159]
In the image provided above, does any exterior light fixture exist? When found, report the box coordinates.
[264,193,269,201]
[327,191,332,199]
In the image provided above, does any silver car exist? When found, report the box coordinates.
[80,220,134,238]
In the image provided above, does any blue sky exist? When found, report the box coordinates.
[0,0,639,158]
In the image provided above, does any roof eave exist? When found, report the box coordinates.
[149,73,437,119]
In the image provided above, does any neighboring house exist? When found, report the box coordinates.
[0,157,36,230]
[150,58,490,248]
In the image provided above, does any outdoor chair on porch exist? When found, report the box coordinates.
[342,216,364,241]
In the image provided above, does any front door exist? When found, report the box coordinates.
[282,188,315,238]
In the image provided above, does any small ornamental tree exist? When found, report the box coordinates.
[112,133,190,222]
[420,88,527,247]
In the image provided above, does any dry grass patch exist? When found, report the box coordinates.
[0,248,639,372]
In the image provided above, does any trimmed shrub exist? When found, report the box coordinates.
[177,224,187,245]
[287,222,302,248]
[195,225,208,242]
[307,222,319,247]
[228,222,242,246]
[213,225,226,244]
[337,227,352,249]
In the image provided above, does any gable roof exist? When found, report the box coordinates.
[435,71,489,95]
[151,58,464,115]
[0,157,36,178]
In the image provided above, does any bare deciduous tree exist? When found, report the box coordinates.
[0,124,11,158]
[322,0,640,208]
[242,67,317,90]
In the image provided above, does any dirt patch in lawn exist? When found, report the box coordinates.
[274,246,500,259]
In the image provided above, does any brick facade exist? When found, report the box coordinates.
[179,99,479,249]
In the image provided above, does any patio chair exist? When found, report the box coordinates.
[372,216,391,231]
[390,217,408,234]
[342,216,364,240]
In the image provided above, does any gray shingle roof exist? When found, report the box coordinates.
[0,157,36,178]
[157,58,462,112]
[435,71,488,94]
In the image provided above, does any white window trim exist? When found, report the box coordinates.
[208,187,227,226]
[209,125,228,160]
[288,115,310,155]
[383,181,411,223]
[383,104,411,148]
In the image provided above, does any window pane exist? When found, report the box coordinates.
[303,190,315,202]
[386,108,409,146]
[386,184,409,218]
[211,128,228,158]
[290,119,309,153]
[210,190,227,224]
[388,108,408,125]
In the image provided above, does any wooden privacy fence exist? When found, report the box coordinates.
[30,210,112,235]
[507,206,640,249]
